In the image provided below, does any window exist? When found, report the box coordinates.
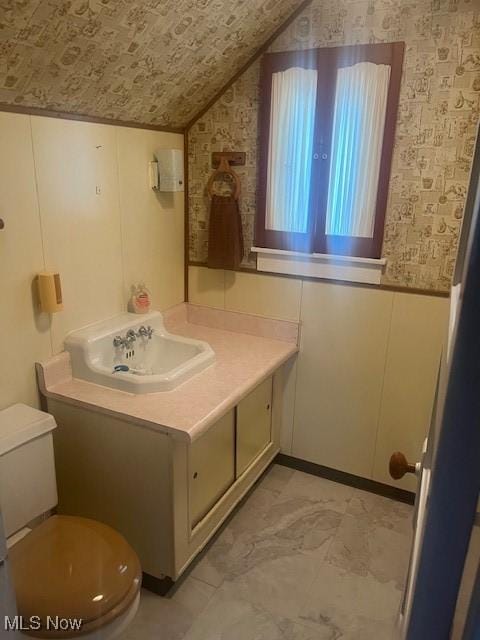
[256,43,404,259]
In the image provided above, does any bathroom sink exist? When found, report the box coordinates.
[64,311,215,393]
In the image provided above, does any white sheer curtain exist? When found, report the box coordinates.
[266,67,318,234]
[325,61,391,238]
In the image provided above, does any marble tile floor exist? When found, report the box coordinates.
[120,464,413,640]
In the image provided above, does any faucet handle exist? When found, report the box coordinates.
[113,336,124,348]
[137,325,154,339]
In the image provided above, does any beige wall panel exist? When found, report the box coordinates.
[0,113,52,409]
[31,117,124,353]
[292,281,393,477]
[116,127,184,311]
[188,265,225,308]
[279,357,298,455]
[373,293,449,491]
[224,271,302,321]
[0,113,185,408]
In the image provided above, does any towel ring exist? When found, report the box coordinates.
[207,157,241,200]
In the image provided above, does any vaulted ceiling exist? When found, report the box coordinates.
[0,0,302,129]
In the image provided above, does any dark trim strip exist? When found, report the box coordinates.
[0,102,184,134]
[142,573,174,596]
[185,0,313,130]
[276,453,415,505]
[187,261,450,299]
[184,134,190,301]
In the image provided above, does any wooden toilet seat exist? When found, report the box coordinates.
[9,515,141,638]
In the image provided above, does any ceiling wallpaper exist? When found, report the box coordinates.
[0,0,302,129]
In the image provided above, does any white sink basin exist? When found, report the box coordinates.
[64,311,215,393]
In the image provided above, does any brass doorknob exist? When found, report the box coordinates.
[389,452,416,480]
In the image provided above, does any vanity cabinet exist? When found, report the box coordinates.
[236,377,272,476]
[47,365,291,592]
[189,410,235,527]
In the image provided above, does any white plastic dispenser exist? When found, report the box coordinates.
[153,148,184,192]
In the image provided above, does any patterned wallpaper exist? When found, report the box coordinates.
[188,0,480,292]
[0,0,302,129]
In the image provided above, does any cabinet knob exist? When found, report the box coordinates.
[389,452,416,480]
[193,471,198,479]
[0,218,4,230]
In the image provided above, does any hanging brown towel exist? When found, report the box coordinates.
[207,194,244,270]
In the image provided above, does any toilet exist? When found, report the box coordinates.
[0,403,141,639]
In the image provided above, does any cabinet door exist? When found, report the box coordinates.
[236,377,272,477]
[189,411,235,528]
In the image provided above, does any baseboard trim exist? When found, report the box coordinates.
[275,453,415,505]
[142,573,174,596]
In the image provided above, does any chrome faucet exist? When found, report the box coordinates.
[113,329,137,350]
[113,335,124,348]
[113,326,153,349]
[126,329,137,342]
[137,325,154,339]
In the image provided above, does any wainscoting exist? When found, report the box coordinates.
[188,265,449,491]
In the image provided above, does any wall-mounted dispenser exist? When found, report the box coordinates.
[37,271,63,313]
[149,148,184,192]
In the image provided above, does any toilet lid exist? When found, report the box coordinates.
[9,516,141,633]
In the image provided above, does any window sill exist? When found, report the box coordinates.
[251,247,386,285]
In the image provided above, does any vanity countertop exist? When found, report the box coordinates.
[37,303,299,442]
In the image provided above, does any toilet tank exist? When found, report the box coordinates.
[0,404,58,537]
